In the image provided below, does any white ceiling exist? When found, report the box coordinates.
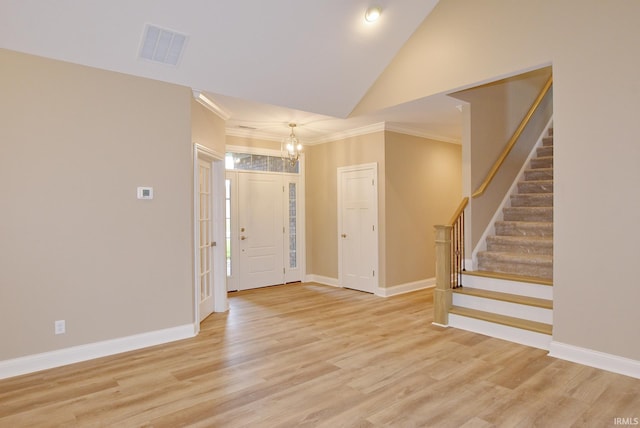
[0,0,463,144]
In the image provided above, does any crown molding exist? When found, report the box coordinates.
[306,122,386,145]
[225,127,283,142]
[384,123,461,145]
[224,121,461,146]
[192,90,231,121]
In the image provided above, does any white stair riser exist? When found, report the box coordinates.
[449,314,551,350]
[452,293,553,324]
[461,274,553,300]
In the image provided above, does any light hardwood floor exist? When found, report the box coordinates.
[1,283,638,427]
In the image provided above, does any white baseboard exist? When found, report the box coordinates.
[304,275,435,297]
[305,274,340,287]
[549,341,640,380]
[376,278,435,297]
[0,324,196,380]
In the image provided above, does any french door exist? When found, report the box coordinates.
[197,158,214,321]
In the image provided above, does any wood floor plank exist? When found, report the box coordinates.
[0,283,638,427]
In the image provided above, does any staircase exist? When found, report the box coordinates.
[449,126,554,350]
[477,128,553,279]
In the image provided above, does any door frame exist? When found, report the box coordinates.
[225,145,306,291]
[337,162,379,292]
[193,143,228,334]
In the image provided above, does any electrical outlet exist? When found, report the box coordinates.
[54,320,66,335]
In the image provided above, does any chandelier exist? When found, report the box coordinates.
[281,123,303,166]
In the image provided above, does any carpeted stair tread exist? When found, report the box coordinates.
[477,252,552,279]
[478,251,552,265]
[536,146,553,157]
[518,180,553,194]
[524,168,553,181]
[510,193,553,207]
[531,156,553,169]
[495,221,553,237]
[487,235,553,255]
[543,136,553,146]
[450,306,553,335]
[503,206,553,222]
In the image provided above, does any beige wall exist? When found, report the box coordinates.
[0,49,194,360]
[384,132,462,287]
[305,132,386,282]
[191,100,226,157]
[226,135,280,151]
[306,130,461,289]
[452,68,553,248]
[356,0,640,360]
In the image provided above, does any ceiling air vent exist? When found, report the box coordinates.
[139,24,188,66]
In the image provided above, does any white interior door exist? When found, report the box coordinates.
[339,164,378,293]
[198,158,214,320]
[238,172,284,290]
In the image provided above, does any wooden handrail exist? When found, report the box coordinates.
[448,197,469,226]
[472,76,553,198]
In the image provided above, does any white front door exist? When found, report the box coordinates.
[237,172,285,290]
[338,164,378,293]
[198,158,214,320]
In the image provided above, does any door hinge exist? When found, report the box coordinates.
[283,267,286,274]
[372,270,375,277]
[372,225,375,231]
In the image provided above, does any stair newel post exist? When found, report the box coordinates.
[434,225,453,326]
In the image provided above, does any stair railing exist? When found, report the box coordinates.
[433,75,552,326]
[433,197,468,326]
[472,76,553,198]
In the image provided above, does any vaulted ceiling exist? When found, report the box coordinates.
[0,0,463,143]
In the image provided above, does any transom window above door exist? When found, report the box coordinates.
[225,152,299,174]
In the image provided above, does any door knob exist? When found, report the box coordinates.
[341,234,347,238]
[240,236,247,240]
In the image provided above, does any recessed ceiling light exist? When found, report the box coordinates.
[365,6,382,23]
